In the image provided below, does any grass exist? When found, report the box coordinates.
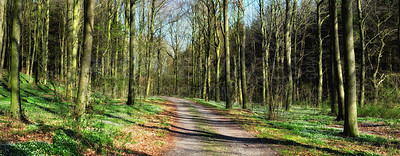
[0,73,175,155]
[188,98,400,155]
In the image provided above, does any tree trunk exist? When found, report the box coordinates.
[66,0,74,101]
[330,41,337,115]
[215,41,221,102]
[145,0,156,99]
[42,0,50,84]
[157,24,162,95]
[285,0,293,111]
[317,0,324,107]
[342,0,359,137]
[104,1,113,96]
[223,0,232,109]
[239,0,248,109]
[357,0,366,107]
[127,0,136,106]
[329,0,344,121]
[10,0,24,120]
[76,0,94,119]
[0,0,5,79]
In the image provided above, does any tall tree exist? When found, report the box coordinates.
[10,0,24,120]
[76,0,94,119]
[223,0,232,109]
[145,0,156,99]
[238,0,248,109]
[66,0,73,100]
[285,0,293,111]
[317,0,324,107]
[213,0,221,102]
[42,0,50,84]
[357,0,366,107]
[0,0,5,79]
[329,0,344,121]
[71,0,80,94]
[127,0,136,105]
[342,0,359,137]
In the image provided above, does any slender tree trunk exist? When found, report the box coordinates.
[104,1,113,96]
[157,24,162,95]
[76,0,94,119]
[223,0,232,109]
[260,0,269,107]
[0,0,5,79]
[291,0,297,101]
[239,0,248,109]
[42,0,50,84]
[66,0,73,100]
[145,0,156,99]
[330,0,344,121]
[127,0,136,106]
[317,0,324,107]
[215,31,221,102]
[342,0,359,137]
[285,0,293,111]
[10,0,24,120]
[191,9,196,97]
[357,0,366,107]
[330,39,337,115]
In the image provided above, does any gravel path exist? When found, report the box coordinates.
[164,97,277,156]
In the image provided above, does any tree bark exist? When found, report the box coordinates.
[42,0,50,84]
[76,0,94,119]
[0,0,5,79]
[223,0,232,109]
[285,0,293,111]
[317,0,324,107]
[10,0,24,121]
[239,0,248,109]
[127,0,136,106]
[145,0,156,99]
[329,0,344,121]
[66,0,73,100]
[357,0,365,107]
[342,0,359,137]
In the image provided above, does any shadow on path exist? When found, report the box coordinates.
[104,107,351,156]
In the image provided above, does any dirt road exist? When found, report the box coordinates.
[164,97,277,156]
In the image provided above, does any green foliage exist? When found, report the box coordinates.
[193,99,400,155]
[0,130,80,156]
[358,105,400,119]
[0,74,168,155]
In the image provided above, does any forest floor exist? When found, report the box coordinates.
[0,74,177,155]
[164,97,277,156]
[0,73,400,155]
[190,98,400,155]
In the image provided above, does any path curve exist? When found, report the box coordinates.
[164,97,277,156]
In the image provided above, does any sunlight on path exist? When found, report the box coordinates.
[164,97,277,156]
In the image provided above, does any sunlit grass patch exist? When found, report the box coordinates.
[191,99,400,155]
[0,74,175,155]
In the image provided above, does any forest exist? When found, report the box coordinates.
[0,0,400,155]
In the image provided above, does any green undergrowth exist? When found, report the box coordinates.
[0,72,167,155]
[188,98,400,155]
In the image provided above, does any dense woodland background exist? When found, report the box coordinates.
[1,0,400,139]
